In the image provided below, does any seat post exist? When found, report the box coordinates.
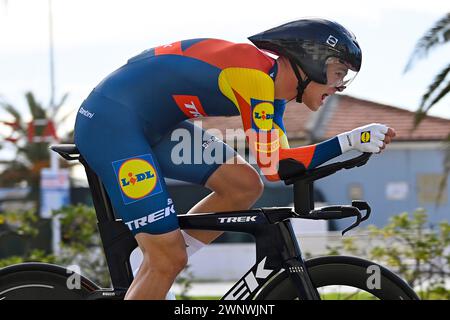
[79,157,116,223]
[50,145,137,289]
[79,157,137,289]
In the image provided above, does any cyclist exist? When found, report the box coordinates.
[74,18,396,299]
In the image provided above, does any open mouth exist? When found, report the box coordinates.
[321,94,329,102]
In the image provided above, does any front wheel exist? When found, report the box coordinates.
[255,256,419,300]
[0,263,99,300]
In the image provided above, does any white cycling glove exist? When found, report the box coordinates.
[337,123,388,154]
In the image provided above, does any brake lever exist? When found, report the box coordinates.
[341,209,362,236]
[352,200,371,222]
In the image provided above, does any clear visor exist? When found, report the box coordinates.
[325,57,358,90]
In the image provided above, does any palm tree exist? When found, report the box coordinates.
[404,12,450,126]
[404,12,450,202]
[0,91,71,206]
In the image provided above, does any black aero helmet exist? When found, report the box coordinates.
[248,18,362,102]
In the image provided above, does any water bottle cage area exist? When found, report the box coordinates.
[278,153,372,235]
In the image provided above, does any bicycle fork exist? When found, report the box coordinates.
[277,220,321,300]
[222,218,321,300]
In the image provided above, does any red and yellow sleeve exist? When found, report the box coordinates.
[218,68,277,180]
[218,67,319,181]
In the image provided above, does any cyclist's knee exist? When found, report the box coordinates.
[240,168,264,199]
[225,163,264,201]
[208,161,264,201]
[167,250,188,275]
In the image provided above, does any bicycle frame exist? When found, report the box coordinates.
[50,144,372,300]
[178,209,320,300]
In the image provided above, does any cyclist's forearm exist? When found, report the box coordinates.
[279,136,342,170]
[247,131,344,181]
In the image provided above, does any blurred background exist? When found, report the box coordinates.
[0,0,449,299]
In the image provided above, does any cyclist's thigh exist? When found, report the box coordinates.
[74,92,178,235]
[152,120,237,186]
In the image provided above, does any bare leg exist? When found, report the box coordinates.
[124,229,187,300]
[125,156,263,299]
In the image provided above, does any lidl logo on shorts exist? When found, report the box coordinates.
[360,131,371,143]
[112,154,162,204]
[251,99,274,131]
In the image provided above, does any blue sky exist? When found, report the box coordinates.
[1,0,449,150]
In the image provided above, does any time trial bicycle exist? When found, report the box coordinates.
[0,144,419,300]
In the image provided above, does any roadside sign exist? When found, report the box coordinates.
[40,168,70,218]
